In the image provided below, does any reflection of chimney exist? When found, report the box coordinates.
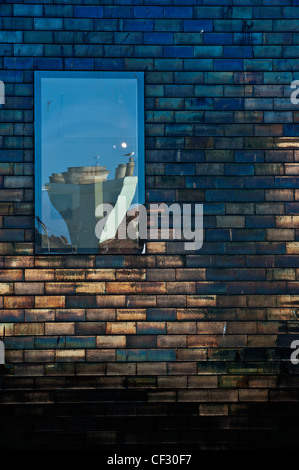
[115,163,127,179]
[49,173,65,183]
[125,157,135,176]
[60,166,109,184]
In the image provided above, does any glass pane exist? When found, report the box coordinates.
[34,72,145,254]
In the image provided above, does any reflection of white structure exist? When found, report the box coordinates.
[45,159,137,252]
[95,178,138,243]
[0,341,4,365]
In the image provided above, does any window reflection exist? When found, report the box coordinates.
[35,72,144,254]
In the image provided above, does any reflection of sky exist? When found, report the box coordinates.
[42,78,137,182]
[40,77,139,238]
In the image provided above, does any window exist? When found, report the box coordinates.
[34,71,145,254]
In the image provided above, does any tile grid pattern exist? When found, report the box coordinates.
[0,0,299,449]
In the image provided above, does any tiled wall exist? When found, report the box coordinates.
[1,0,299,450]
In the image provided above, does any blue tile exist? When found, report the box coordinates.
[34,58,63,70]
[147,349,176,361]
[34,18,63,30]
[225,163,254,176]
[134,6,163,17]
[215,98,243,110]
[123,19,153,31]
[117,349,147,361]
[95,58,124,70]
[14,4,43,16]
[164,46,193,58]
[204,33,233,45]
[0,31,22,43]
[235,150,264,162]
[96,255,125,268]
[284,124,299,136]
[145,32,173,45]
[74,6,104,18]
[164,7,193,18]
[104,6,134,18]
[214,59,243,71]
[64,58,94,70]
[147,308,176,321]
[223,46,253,58]
[0,150,23,162]
[4,58,33,70]
[184,20,213,32]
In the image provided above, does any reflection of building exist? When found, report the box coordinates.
[44,158,137,253]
